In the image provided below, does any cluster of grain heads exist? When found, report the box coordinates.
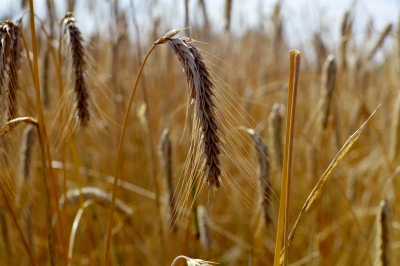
[268,103,284,170]
[375,200,389,266]
[61,12,91,128]
[318,55,337,129]
[0,20,22,122]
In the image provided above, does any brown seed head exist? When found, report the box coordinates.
[62,13,91,128]
[168,37,224,188]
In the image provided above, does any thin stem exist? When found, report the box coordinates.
[104,44,156,265]
[274,50,301,266]
[68,200,95,265]
[28,1,66,264]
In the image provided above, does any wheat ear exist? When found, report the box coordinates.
[20,125,37,181]
[197,205,212,250]
[375,200,389,266]
[158,128,178,229]
[0,20,22,121]
[244,128,272,228]
[318,55,337,129]
[61,12,91,128]
[167,37,224,189]
[269,103,284,169]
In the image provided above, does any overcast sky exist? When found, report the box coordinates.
[1,0,399,51]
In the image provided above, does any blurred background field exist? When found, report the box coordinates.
[1,0,400,265]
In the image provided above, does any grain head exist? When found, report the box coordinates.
[61,12,91,129]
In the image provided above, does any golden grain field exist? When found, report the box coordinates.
[0,1,398,265]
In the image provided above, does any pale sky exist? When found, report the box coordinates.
[1,0,399,51]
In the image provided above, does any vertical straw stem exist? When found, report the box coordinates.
[273,50,301,266]
[104,44,156,266]
[28,1,62,264]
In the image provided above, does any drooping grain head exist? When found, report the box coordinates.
[61,12,91,128]
[59,187,133,216]
[0,20,22,122]
[168,37,224,189]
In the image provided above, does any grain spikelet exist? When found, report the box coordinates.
[244,128,272,227]
[59,187,133,216]
[375,200,389,266]
[0,20,22,122]
[197,205,212,250]
[158,128,178,229]
[168,37,224,189]
[20,125,36,181]
[318,55,337,129]
[61,12,91,128]
[154,30,259,227]
[269,103,284,169]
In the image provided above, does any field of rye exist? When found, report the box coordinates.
[0,0,398,265]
